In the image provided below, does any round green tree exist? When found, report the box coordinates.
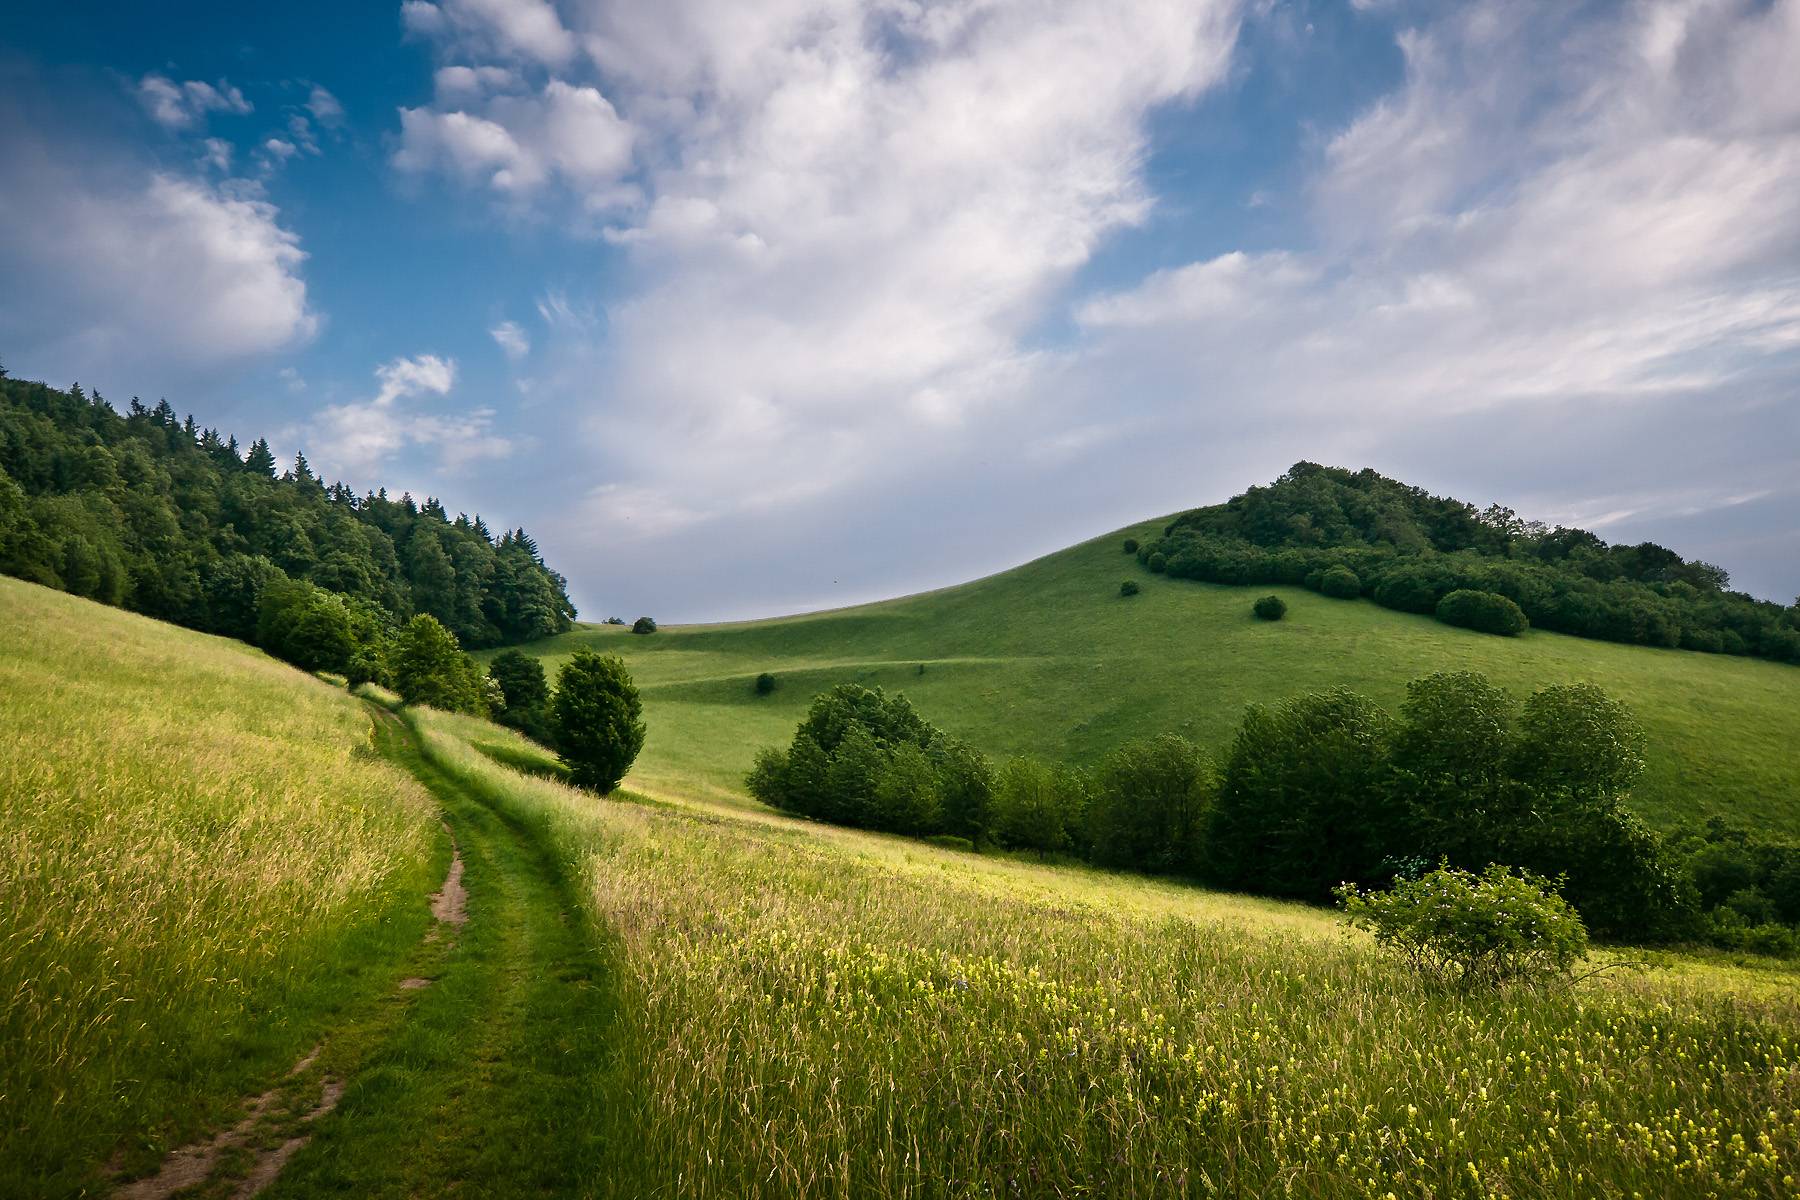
[1253,594,1287,620]
[551,650,646,793]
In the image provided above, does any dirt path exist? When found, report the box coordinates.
[107,707,615,1199]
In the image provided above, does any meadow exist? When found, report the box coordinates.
[409,704,1800,1199]
[0,577,441,1194]
[503,521,1800,838]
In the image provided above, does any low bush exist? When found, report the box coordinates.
[1338,864,1589,989]
[1318,564,1362,599]
[754,672,777,695]
[1120,580,1140,597]
[632,616,658,635]
[924,834,976,853]
[1253,594,1287,621]
[1122,537,1139,554]
[1147,552,1168,574]
[1437,589,1529,636]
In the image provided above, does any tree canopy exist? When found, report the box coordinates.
[0,374,576,649]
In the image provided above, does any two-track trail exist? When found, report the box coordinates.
[110,706,618,1200]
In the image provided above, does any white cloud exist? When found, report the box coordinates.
[0,132,316,377]
[305,84,345,127]
[394,79,634,196]
[490,319,530,359]
[136,74,252,131]
[403,0,576,66]
[199,137,233,172]
[308,354,515,478]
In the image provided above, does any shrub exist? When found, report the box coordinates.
[1338,864,1589,989]
[1122,538,1139,554]
[391,614,487,715]
[632,616,658,635]
[1147,552,1168,574]
[1318,564,1362,599]
[550,650,646,793]
[1436,589,1529,636]
[1252,594,1287,621]
[924,834,976,853]
[754,672,777,695]
[604,616,625,625]
[1120,580,1140,598]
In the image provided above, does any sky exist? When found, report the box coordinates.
[1,0,1796,620]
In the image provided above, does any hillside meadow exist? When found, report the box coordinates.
[502,520,1800,836]
[0,577,441,1194]
[408,704,1800,1198]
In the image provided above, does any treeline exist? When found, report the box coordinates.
[1135,462,1800,663]
[0,372,575,649]
[749,678,1800,952]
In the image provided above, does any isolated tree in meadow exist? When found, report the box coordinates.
[392,614,486,714]
[632,616,657,634]
[550,650,645,793]
[1253,594,1287,620]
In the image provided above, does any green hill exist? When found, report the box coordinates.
[503,518,1800,836]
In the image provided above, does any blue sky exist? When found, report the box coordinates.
[2,0,1797,619]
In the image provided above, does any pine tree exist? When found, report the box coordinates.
[245,438,277,477]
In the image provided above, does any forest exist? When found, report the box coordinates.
[0,372,575,649]
[1136,462,1800,663]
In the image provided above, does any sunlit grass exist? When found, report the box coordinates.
[500,519,1800,833]
[0,578,438,1195]
[409,704,1800,1198]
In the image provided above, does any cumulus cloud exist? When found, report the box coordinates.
[136,73,252,130]
[394,78,634,196]
[0,110,316,387]
[489,319,530,359]
[403,0,577,66]
[308,354,516,479]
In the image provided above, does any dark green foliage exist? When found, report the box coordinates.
[1339,864,1589,989]
[1437,589,1529,636]
[256,578,356,673]
[604,616,626,625]
[392,614,488,715]
[490,649,552,741]
[1210,688,1400,899]
[632,617,658,635]
[932,736,996,842]
[1387,672,1516,860]
[1252,594,1286,621]
[754,672,777,695]
[1120,580,1140,597]
[1088,735,1215,875]
[550,650,646,793]
[1318,564,1362,599]
[1122,538,1139,554]
[1144,462,1794,665]
[0,375,575,648]
[990,758,1085,858]
[1147,552,1168,574]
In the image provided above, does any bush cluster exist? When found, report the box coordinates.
[1132,462,1800,664]
[747,672,1787,950]
[1437,588,1529,636]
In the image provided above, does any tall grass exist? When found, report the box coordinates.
[407,705,1800,1198]
[0,579,438,1193]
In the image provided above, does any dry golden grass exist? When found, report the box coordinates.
[0,578,438,1194]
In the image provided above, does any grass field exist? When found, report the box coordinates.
[405,702,1800,1198]
[0,576,440,1195]
[501,519,1800,836]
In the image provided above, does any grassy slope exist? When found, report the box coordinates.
[0,577,439,1196]
[408,703,1800,1198]
[502,519,1800,836]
